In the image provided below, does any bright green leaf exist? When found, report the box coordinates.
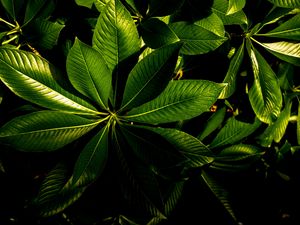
[0,48,98,115]
[72,125,109,185]
[124,80,225,124]
[140,18,180,49]
[227,0,246,15]
[94,0,110,12]
[210,117,261,148]
[0,111,100,151]
[267,0,300,8]
[169,22,227,55]
[67,38,112,110]
[75,0,95,8]
[247,45,283,124]
[219,42,245,99]
[92,0,140,72]
[121,43,181,111]
[195,12,225,37]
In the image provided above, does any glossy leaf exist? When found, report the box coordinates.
[212,0,248,25]
[0,0,23,20]
[219,42,245,99]
[24,0,50,25]
[144,126,214,167]
[0,48,98,115]
[195,12,225,37]
[24,19,65,50]
[67,38,111,109]
[258,101,292,147]
[169,22,227,55]
[94,0,110,12]
[140,18,180,49]
[124,80,225,124]
[121,43,181,111]
[148,0,184,17]
[214,144,262,161]
[227,0,246,15]
[260,13,300,41]
[198,106,226,141]
[210,117,261,148]
[72,125,109,185]
[0,111,100,151]
[247,46,283,124]
[267,0,300,8]
[93,0,140,72]
[255,41,300,66]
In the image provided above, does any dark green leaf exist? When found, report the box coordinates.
[140,18,180,49]
[0,0,24,20]
[169,22,227,55]
[121,43,181,111]
[298,103,300,145]
[210,117,261,148]
[0,48,98,115]
[72,125,109,185]
[247,44,283,124]
[0,111,100,151]
[67,38,112,110]
[267,0,300,8]
[23,0,50,25]
[147,0,184,17]
[219,42,245,99]
[163,181,185,216]
[124,80,225,124]
[93,0,140,72]
[278,62,294,91]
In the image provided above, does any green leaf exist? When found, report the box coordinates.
[219,42,245,99]
[24,19,65,50]
[75,0,95,8]
[278,62,294,91]
[148,0,184,17]
[254,40,300,66]
[0,111,100,151]
[227,0,246,15]
[67,38,112,110]
[34,163,86,217]
[260,7,293,27]
[247,45,283,124]
[93,0,140,72]
[94,0,110,12]
[198,106,226,141]
[210,117,261,148]
[0,0,24,20]
[163,181,185,217]
[194,12,225,37]
[124,80,225,124]
[258,101,292,147]
[23,0,50,25]
[0,48,98,115]
[72,125,109,185]
[121,43,181,111]
[212,0,248,25]
[169,22,227,55]
[259,13,300,40]
[200,170,237,222]
[144,126,214,167]
[267,0,300,8]
[140,18,180,49]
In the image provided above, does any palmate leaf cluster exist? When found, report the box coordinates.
[0,0,300,224]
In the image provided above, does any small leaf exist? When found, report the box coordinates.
[72,125,109,185]
[0,0,24,20]
[75,0,95,8]
[219,42,245,99]
[210,117,261,148]
[226,0,246,15]
[124,80,225,124]
[169,22,227,55]
[67,38,112,110]
[195,12,225,37]
[140,18,180,49]
[212,0,248,25]
[0,111,100,151]
[121,43,181,111]
[255,40,300,66]
[93,0,140,72]
[247,44,283,124]
[0,48,98,115]
[267,0,300,8]
[198,106,226,141]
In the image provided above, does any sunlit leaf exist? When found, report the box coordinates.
[267,0,300,8]
[195,12,225,37]
[226,0,246,15]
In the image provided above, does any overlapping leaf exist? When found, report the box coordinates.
[0,48,98,115]
[195,13,225,37]
[227,0,246,15]
[267,0,300,8]
[124,80,225,124]
[0,0,24,20]
[23,0,51,25]
[0,111,100,151]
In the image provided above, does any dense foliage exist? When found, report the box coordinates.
[0,0,300,224]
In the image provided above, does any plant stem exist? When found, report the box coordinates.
[0,18,16,28]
